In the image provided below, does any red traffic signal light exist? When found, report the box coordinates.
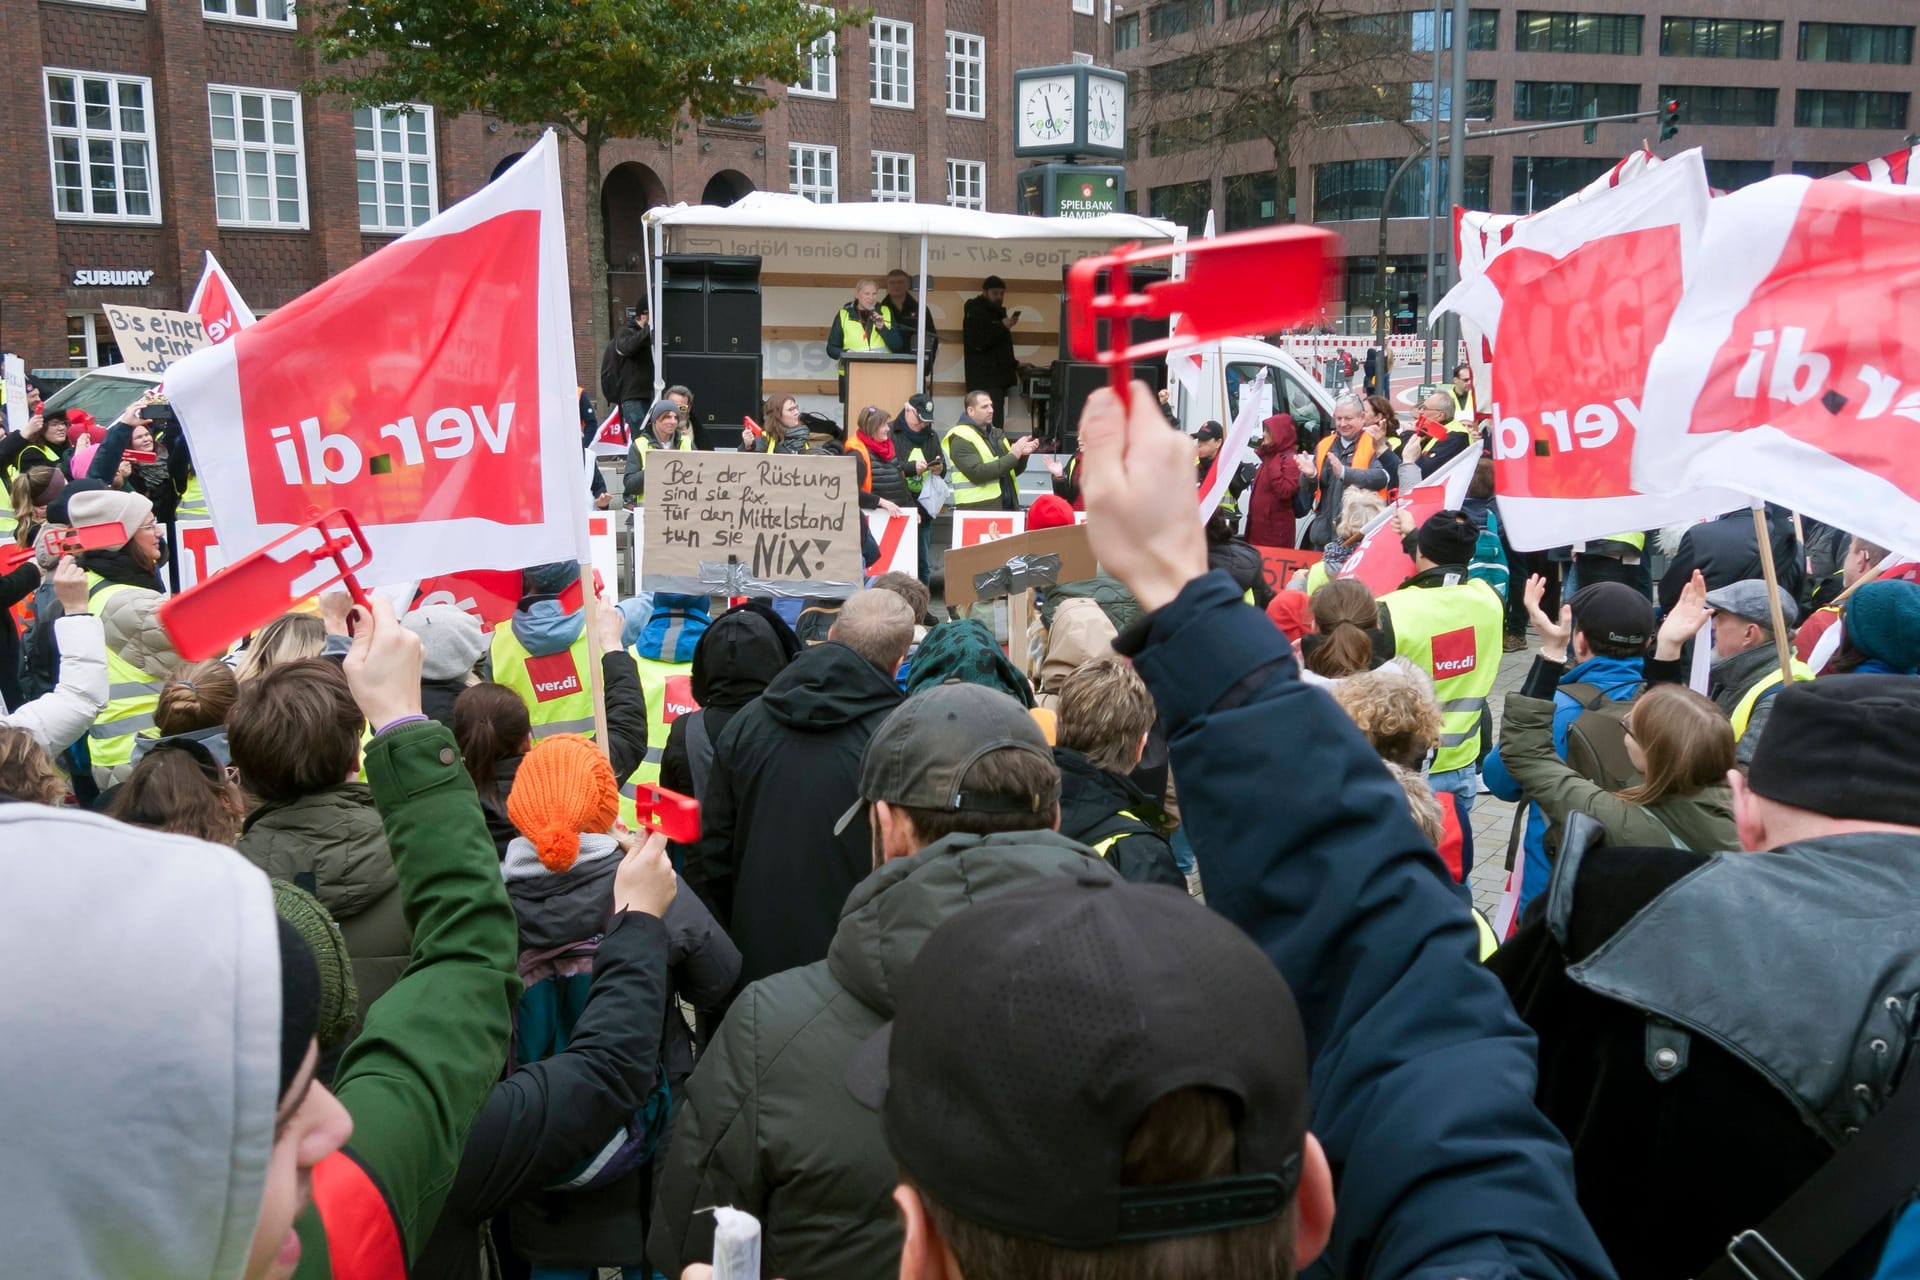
[1660,99,1681,141]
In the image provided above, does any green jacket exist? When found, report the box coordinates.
[1498,691,1736,853]
[239,783,412,1032]
[648,830,1118,1280]
[293,721,524,1278]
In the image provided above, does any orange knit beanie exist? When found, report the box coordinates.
[505,734,620,872]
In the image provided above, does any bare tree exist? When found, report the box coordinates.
[1129,0,1429,227]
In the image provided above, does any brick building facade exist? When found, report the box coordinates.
[3,0,1110,394]
[1116,0,1916,327]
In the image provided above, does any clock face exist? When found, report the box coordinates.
[1086,80,1125,147]
[1018,77,1077,149]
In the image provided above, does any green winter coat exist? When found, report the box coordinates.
[239,782,412,1032]
[648,829,1121,1280]
[1498,691,1737,854]
[292,721,524,1276]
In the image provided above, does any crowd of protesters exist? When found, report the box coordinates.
[3,333,1919,1280]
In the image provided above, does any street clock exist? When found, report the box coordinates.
[1013,64,1128,159]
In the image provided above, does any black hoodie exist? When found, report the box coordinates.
[1053,746,1184,889]
[685,640,905,986]
[660,604,799,803]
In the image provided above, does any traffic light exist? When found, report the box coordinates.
[1660,100,1681,142]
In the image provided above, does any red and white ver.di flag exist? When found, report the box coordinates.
[1632,175,1920,560]
[1435,149,1740,551]
[1336,439,1484,596]
[186,251,257,345]
[164,134,591,584]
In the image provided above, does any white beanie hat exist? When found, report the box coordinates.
[65,489,154,547]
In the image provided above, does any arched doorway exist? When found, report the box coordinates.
[701,170,755,207]
[602,161,669,331]
[489,152,525,183]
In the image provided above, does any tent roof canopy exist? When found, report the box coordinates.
[646,192,1181,246]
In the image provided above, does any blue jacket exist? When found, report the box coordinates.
[1122,571,1615,1280]
[1483,653,1643,916]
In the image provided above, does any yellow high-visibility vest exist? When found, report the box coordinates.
[1731,661,1815,739]
[490,627,597,740]
[85,577,165,773]
[943,422,1006,508]
[834,303,896,354]
[619,654,699,831]
[1380,576,1504,773]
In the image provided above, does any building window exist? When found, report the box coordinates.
[871,151,915,202]
[790,143,839,202]
[1225,0,1271,16]
[1150,181,1211,236]
[946,32,985,117]
[1515,11,1641,54]
[1509,155,1613,213]
[1071,51,1095,65]
[1513,81,1639,122]
[1412,8,1498,51]
[1150,114,1213,154]
[1149,57,1205,93]
[1073,0,1095,13]
[1150,0,1204,40]
[1704,159,1775,191]
[44,70,161,224]
[354,106,436,232]
[1411,79,1496,121]
[208,87,306,228]
[202,0,293,27]
[1313,155,1489,222]
[1659,84,1777,127]
[1224,171,1283,228]
[870,19,914,107]
[69,0,144,8]
[1799,22,1914,65]
[947,158,985,210]
[67,312,121,368]
[1114,13,1139,48]
[1660,18,1781,59]
[1795,89,1909,130]
[791,11,837,99]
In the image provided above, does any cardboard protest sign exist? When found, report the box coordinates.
[944,522,1099,608]
[1251,545,1321,595]
[1635,176,1920,558]
[1437,151,1740,551]
[4,355,26,435]
[103,306,208,376]
[867,510,919,578]
[953,511,1025,548]
[641,450,863,597]
[186,251,257,345]
[164,135,588,587]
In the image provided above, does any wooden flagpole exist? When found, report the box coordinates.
[579,560,611,757]
[1749,500,1796,687]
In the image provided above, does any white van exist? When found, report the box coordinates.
[1170,338,1338,462]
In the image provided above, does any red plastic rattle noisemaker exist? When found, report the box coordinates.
[158,508,372,662]
[627,782,702,844]
[1065,225,1343,403]
[0,521,133,575]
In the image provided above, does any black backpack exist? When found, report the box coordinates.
[598,337,624,405]
[1560,681,1645,793]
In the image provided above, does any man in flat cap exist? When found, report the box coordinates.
[1492,675,1920,1280]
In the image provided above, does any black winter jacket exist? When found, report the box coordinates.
[1052,746,1183,888]
[605,313,656,406]
[1658,506,1803,612]
[1118,571,1616,1280]
[650,830,1120,1280]
[659,605,795,806]
[684,640,903,985]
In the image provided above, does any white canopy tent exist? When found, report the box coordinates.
[641,194,1185,407]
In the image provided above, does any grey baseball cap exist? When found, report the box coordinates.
[1706,579,1798,629]
[832,682,1054,836]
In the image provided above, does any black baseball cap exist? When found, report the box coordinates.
[846,872,1311,1248]
[832,683,1052,835]
[1195,420,1226,442]
[906,393,935,420]
[1569,582,1655,650]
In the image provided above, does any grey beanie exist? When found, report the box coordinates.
[403,604,487,682]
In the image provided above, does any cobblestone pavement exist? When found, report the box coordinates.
[1467,633,1540,919]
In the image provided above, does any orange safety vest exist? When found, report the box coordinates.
[1316,432,1375,475]
[845,434,875,493]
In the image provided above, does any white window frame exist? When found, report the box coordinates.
[870,18,915,108]
[66,311,119,368]
[1071,50,1096,64]
[1073,0,1096,14]
[791,7,837,99]
[946,158,986,210]
[43,69,161,224]
[790,142,840,203]
[201,0,295,29]
[945,31,986,117]
[208,85,309,229]
[65,0,145,8]
[354,104,438,233]
[872,150,916,201]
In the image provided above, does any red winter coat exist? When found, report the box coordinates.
[1244,444,1301,550]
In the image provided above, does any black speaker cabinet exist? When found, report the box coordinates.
[663,352,763,450]
[660,255,763,357]
[1059,262,1170,363]
[1050,359,1165,454]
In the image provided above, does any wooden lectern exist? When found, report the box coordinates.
[842,352,920,418]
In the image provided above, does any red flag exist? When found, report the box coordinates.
[1336,442,1484,595]
[186,251,257,345]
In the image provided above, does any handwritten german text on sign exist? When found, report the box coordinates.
[642,451,863,598]
[103,305,209,376]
